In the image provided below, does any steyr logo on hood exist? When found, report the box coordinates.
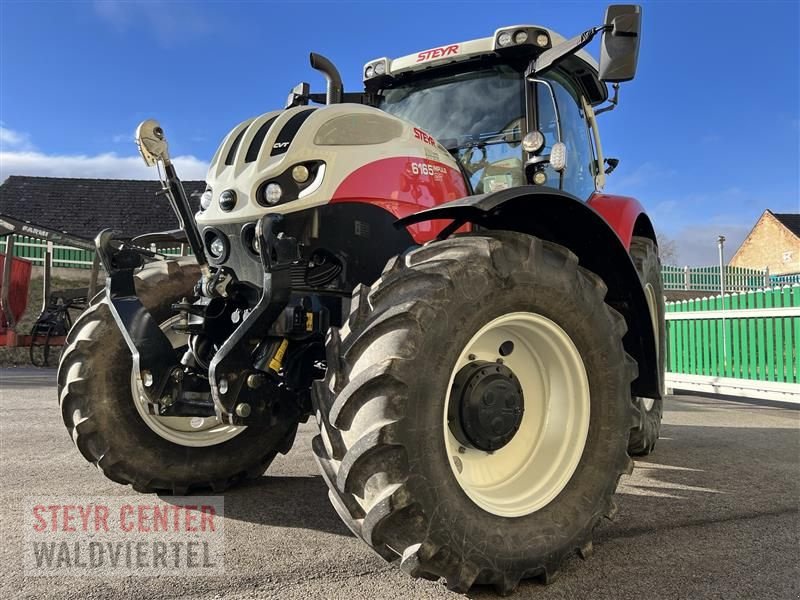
[413,128,435,146]
[416,44,459,63]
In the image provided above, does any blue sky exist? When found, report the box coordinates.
[1,0,798,265]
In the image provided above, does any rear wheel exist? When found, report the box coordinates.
[57,259,299,494]
[627,236,665,456]
[313,232,636,593]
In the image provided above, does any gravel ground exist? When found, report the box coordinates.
[0,367,797,599]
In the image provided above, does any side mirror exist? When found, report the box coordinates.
[135,119,169,167]
[599,4,642,82]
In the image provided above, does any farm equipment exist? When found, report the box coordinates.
[29,290,86,366]
[58,4,664,592]
[0,214,93,362]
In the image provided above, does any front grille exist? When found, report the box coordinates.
[270,109,316,156]
[224,123,251,165]
[244,115,280,163]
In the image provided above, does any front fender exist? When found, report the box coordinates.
[397,186,661,399]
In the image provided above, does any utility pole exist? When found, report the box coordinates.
[718,236,726,297]
[718,235,727,370]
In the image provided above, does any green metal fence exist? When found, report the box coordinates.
[661,264,773,293]
[0,234,187,269]
[665,285,800,402]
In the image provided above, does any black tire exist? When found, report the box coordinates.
[312,232,636,594]
[57,259,299,494]
[627,236,665,456]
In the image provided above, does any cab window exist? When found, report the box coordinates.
[536,74,596,200]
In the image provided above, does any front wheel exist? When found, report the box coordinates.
[57,259,299,494]
[313,232,636,593]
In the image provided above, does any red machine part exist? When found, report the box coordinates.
[0,253,32,331]
[332,158,649,251]
[331,156,469,244]
[588,193,648,250]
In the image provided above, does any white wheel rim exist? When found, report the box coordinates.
[444,312,590,517]
[641,282,659,412]
[131,315,245,447]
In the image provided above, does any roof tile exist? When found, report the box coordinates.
[0,176,206,240]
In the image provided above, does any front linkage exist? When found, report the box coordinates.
[95,121,326,428]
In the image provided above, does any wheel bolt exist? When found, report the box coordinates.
[247,373,266,389]
[235,403,251,418]
[141,370,153,387]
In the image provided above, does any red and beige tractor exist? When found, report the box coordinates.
[58,4,664,593]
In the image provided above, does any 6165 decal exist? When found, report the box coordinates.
[410,161,448,177]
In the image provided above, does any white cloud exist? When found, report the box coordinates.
[0,125,34,151]
[0,150,209,181]
[0,124,208,182]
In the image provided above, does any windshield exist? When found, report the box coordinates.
[378,64,526,193]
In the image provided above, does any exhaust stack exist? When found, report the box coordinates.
[309,52,343,104]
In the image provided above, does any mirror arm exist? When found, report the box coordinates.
[531,25,610,76]
[594,83,620,116]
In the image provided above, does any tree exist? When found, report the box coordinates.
[656,231,678,265]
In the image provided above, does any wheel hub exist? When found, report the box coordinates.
[449,360,524,451]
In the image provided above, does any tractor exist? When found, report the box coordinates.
[58,4,664,593]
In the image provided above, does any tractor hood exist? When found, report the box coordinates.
[196,104,467,227]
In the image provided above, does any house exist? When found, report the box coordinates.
[0,176,206,240]
[729,210,800,276]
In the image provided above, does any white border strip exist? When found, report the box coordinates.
[665,307,800,320]
[666,373,800,404]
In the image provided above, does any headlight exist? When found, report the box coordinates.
[291,165,309,183]
[219,189,237,211]
[200,188,213,210]
[374,62,386,75]
[204,229,229,262]
[258,161,325,207]
[522,131,545,153]
[513,31,529,44]
[536,33,550,47]
[264,182,283,205]
[497,32,513,47]
[209,236,225,258]
[365,65,374,78]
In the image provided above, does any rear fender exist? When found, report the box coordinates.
[588,193,656,249]
[397,186,661,399]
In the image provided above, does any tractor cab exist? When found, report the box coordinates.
[362,6,640,199]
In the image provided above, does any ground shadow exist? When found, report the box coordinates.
[221,474,352,536]
[158,473,353,537]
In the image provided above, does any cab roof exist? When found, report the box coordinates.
[364,25,608,106]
